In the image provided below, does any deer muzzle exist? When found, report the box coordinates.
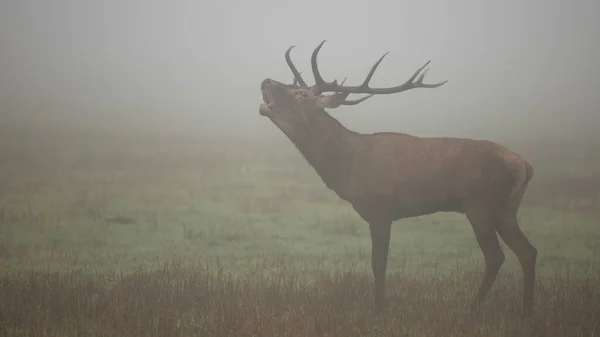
[259,79,280,116]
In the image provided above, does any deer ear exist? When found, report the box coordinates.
[318,93,343,109]
[316,96,330,109]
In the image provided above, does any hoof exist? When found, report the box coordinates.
[374,298,386,313]
[467,300,483,318]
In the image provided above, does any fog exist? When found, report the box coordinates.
[1,0,598,142]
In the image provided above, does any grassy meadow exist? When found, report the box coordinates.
[0,127,599,336]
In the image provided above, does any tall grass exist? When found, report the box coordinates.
[1,259,598,337]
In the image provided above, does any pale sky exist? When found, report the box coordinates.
[1,0,598,141]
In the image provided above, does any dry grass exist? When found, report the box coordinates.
[0,259,598,337]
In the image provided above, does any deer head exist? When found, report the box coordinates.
[259,40,448,138]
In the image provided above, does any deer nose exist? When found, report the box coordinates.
[261,78,273,89]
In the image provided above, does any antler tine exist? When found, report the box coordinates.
[412,67,446,88]
[292,71,303,86]
[321,91,375,109]
[358,52,389,89]
[310,40,329,93]
[403,62,446,88]
[285,46,308,88]
[340,94,374,106]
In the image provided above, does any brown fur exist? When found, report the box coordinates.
[259,48,538,317]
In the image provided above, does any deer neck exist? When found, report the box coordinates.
[290,110,358,193]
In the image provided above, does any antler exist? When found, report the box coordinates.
[309,40,447,96]
[286,46,307,88]
[286,47,375,107]
[284,41,446,108]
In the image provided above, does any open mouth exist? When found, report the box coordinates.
[260,79,277,117]
[262,89,271,105]
[259,89,274,116]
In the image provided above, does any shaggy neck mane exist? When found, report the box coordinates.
[288,110,358,192]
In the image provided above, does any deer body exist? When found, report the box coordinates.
[278,108,531,220]
[259,41,537,317]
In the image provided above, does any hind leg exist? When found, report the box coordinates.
[466,208,506,312]
[496,213,537,318]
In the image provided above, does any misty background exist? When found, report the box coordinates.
[0,0,598,142]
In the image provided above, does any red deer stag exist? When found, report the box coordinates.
[259,40,537,318]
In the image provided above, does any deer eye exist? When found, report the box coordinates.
[295,91,308,99]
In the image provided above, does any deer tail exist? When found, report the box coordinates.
[510,158,534,198]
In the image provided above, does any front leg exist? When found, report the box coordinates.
[369,221,392,311]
